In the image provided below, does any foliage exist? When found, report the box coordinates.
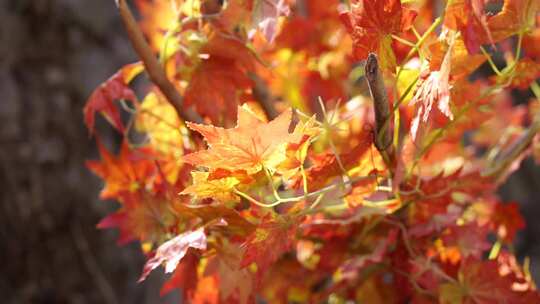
[85,0,540,302]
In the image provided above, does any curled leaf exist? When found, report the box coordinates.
[139,228,207,282]
[84,62,143,134]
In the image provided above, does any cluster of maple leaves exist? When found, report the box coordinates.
[85,0,540,303]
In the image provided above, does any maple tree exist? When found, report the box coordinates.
[85,0,540,302]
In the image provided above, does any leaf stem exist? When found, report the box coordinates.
[480,46,502,76]
[235,175,372,208]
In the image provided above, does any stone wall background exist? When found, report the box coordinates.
[0,1,538,303]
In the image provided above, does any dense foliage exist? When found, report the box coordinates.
[85,0,540,303]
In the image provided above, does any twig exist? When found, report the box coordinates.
[116,0,202,124]
[248,72,279,119]
[364,53,395,169]
[483,116,540,180]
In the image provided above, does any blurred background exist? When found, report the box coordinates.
[0,1,539,303]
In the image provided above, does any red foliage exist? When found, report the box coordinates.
[85,0,540,302]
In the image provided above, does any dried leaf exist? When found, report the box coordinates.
[139,228,207,282]
[410,42,454,141]
[252,0,290,42]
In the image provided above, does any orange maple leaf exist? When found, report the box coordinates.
[183,105,301,174]
[86,139,154,199]
[341,0,417,69]
[240,216,297,278]
[292,127,373,191]
[184,34,256,123]
[487,0,540,42]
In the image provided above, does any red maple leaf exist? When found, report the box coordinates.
[439,258,538,304]
[445,0,494,54]
[292,127,373,191]
[97,191,180,245]
[184,34,256,123]
[491,202,526,242]
[84,62,143,134]
[159,251,199,298]
[341,0,417,67]
[241,216,297,277]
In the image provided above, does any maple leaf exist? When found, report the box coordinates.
[491,202,525,242]
[445,0,494,54]
[241,216,297,277]
[441,223,491,260]
[487,0,540,42]
[492,58,540,89]
[212,0,252,34]
[138,227,207,282]
[341,0,417,69]
[335,229,398,282]
[135,0,177,51]
[344,175,380,208]
[96,210,135,245]
[135,90,183,155]
[276,0,344,56]
[84,62,143,134]
[160,251,199,298]
[97,191,179,245]
[184,34,256,123]
[292,127,373,191]
[183,105,301,174]
[429,37,486,80]
[439,258,535,304]
[410,41,454,141]
[276,116,320,181]
[523,26,540,60]
[181,171,241,203]
[406,169,493,225]
[252,0,290,42]
[209,241,255,304]
[174,202,256,236]
[86,139,154,199]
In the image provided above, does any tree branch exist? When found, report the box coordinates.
[365,53,395,168]
[483,116,540,180]
[116,0,202,124]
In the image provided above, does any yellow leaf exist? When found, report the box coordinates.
[181,171,240,203]
[136,91,184,156]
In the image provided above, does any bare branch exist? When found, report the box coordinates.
[364,53,395,168]
[483,117,540,180]
[116,0,202,124]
